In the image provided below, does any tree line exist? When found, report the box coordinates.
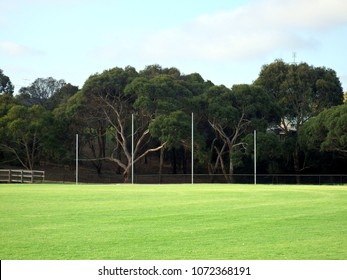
[0,60,346,183]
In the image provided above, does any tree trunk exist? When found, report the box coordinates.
[123,165,131,183]
[159,148,164,183]
[116,148,122,174]
[293,145,301,184]
[228,153,234,183]
[182,148,187,174]
[219,152,229,183]
[171,148,177,174]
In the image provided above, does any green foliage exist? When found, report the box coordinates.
[17,77,66,108]
[1,62,345,176]
[233,132,283,173]
[255,60,343,130]
[255,60,344,173]
[232,84,280,128]
[5,105,45,140]
[299,103,347,155]
[47,83,79,110]
[128,74,192,115]
[205,84,281,180]
[206,85,238,126]
[125,70,200,176]
[0,104,52,169]
[0,94,16,116]
[149,111,191,148]
[0,69,14,95]
[83,67,138,98]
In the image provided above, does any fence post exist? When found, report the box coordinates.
[9,169,12,183]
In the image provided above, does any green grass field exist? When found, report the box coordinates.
[0,183,346,260]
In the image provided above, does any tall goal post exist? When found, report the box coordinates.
[191,112,194,184]
[254,130,257,185]
[131,113,134,185]
[76,133,78,184]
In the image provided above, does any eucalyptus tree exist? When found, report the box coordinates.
[80,66,177,182]
[0,94,17,164]
[0,69,14,95]
[47,83,79,110]
[69,66,137,178]
[299,103,347,156]
[0,104,50,169]
[125,72,193,177]
[255,60,344,174]
[17,77,66,107]
[255,60,343,131]
[205,84,278,182]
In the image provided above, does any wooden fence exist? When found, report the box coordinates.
[0,169,45,183]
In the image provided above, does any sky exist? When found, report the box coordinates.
[1,0,347,92]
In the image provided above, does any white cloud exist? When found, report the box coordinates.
[140,0,347,61]
[0,41,44,56]
[261,0,347,29]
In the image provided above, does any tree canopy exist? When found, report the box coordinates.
[254,60,344,176]
[0,60,345,182]
[0,69,14,95]
[299,104,347,156]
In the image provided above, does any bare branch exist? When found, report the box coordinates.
[134,142,167,165]
[0,144,29,169]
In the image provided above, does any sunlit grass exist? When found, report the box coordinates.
[0,183,346,260]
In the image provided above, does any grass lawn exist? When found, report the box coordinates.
[0,183,346,260]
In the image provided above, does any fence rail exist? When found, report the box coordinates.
[42,170,347,185]
[134,174,347,185]
[0,169,45,183]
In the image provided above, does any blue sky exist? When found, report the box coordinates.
[1,0,347,92]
